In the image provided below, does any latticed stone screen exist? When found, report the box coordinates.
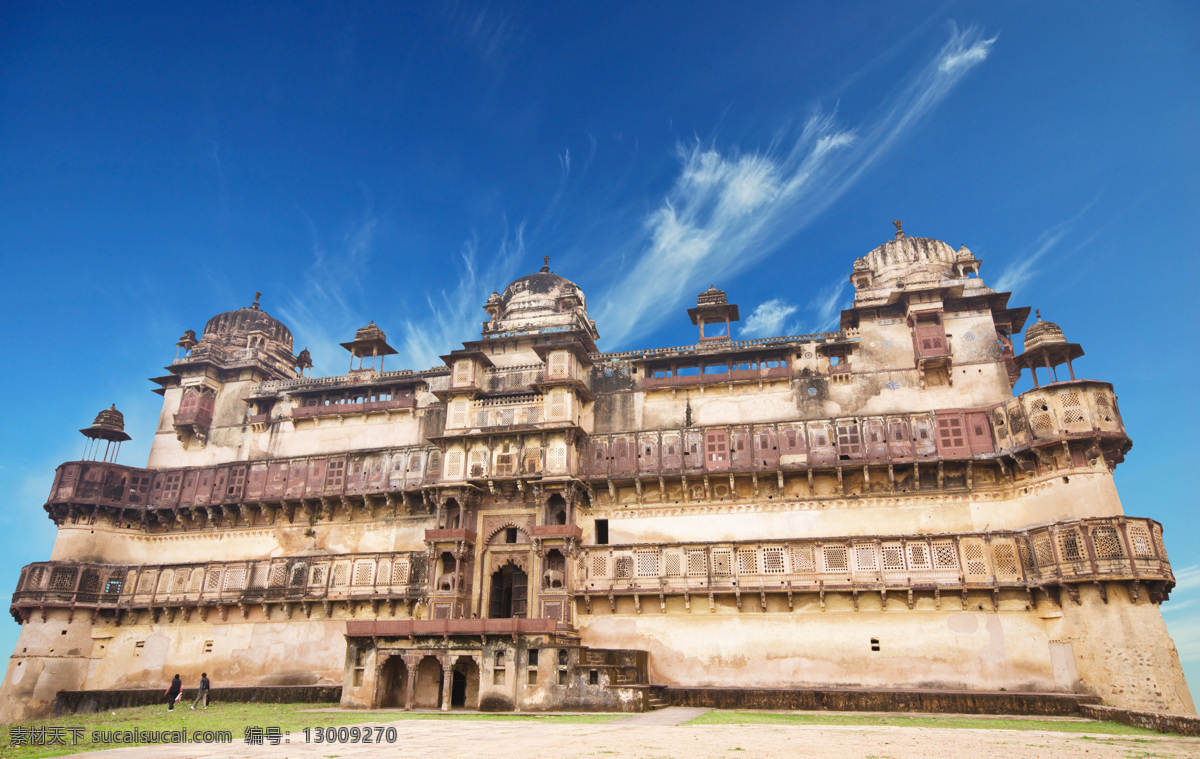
[822,545,848,572]
[331,563,349,586]
[1128,526,1153,558]
[224,567,246,590]
[962,541,989,579]
[1034,536,1055,567]
[762,546,786,574]
[591,554,608,579]
[1092,525,1123,559]
[204,569,222,592]
[172,570,189,594]
[931,541,958,570]
[790,545,816,573]
[737,549,757,575]
[392,558,410,584]
[1057,529,1084,563]
[1060,389,1085,425]
[711,549,732,576]
[687,550,707,576]
[853,545,877,573]
[664,552,682,577]
[992,542,1019,578]
[268,565,287,588]
[636,551,660,578]
[614,556,633,580]
[353,562,373,585]
[137,571,156,594]
[907,543,931,571]
[881,543,905,571]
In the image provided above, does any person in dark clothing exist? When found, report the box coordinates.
[165,674,182,711]
[191,673,210,709]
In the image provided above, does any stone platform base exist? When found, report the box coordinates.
[660,686,1101,716]
[1080,704,1200,736]
[53,685,342,715]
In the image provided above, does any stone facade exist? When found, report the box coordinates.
[1,228,1194,721]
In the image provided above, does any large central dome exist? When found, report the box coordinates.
[484,259,596,340]
[201,294,293,351]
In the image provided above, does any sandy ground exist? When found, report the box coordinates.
[59,709,1200,759]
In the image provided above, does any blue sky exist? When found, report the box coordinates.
[1,3,1197,692]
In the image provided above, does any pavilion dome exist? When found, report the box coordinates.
[859,235,960,280]
[201,293,293,351]
[1023,313,1068,351]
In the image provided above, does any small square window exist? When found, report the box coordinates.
[528,670,537,686]
[588,670,599,685]
[505,527,518,544]
[528,649,538,666]
[558,669,568,686]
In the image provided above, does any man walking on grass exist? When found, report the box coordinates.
[165,674,182,711]
[191,672,210,709]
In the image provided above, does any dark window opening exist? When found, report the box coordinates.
[528,649,539,666]
[870,637,880,652]
[589,670,599,685]
[595,519,609,545]
[505,527,518,544]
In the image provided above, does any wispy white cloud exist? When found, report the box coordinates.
[444,0,523,74]
[276,208,378,376]
[809,279,851,333]
[741,299,799,338]
[1164,564,1200,665]
[992,197,1106,295]
[399,220,527,370]
[592,23,997,347]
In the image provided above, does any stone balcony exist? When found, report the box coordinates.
[10,551,429,623]
[580,516,1172,604]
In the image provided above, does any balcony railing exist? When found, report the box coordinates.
[483,364,545,393]
[292,396,417,419]
[580,517,1171,595]
[11,551,429,616]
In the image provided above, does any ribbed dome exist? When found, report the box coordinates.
[501,271,584,307]
[859,236,960,278]
[202,294,293,350]
[80,404,131,442]
[1024,313,1067,351]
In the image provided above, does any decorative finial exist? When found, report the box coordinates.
[892,220,904,240]
[540,256,550,273]
[1035,309,1042,321]
[252,291,262,310]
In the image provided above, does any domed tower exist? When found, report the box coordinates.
[150,293,298,456]
[482,257,598,344]
[843,221,1029,389]
[1014,311,1085,387]
[79,405,131,463]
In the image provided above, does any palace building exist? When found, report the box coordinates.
[2,225,1193,720]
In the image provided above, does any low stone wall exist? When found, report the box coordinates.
[53,685,342,716]
[1080,704,1200,736]
[664,687,1100,716]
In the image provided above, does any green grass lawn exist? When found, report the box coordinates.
[687,710,1165,736]
[0,703,624,759]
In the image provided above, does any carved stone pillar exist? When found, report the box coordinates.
[404,659,418,711]
[440,658,454,712]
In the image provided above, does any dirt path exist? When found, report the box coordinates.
[66,718,1200,759]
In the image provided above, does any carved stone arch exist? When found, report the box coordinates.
[484,522,532,546]
[488,552,530,574]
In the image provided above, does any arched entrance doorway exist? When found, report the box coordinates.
[490,562,528,618]
[413,656,443,708]
[379,656,408,708]
[451,656,480,708]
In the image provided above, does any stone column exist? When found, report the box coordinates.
[404,659,418,711]
[440,659,454,712]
